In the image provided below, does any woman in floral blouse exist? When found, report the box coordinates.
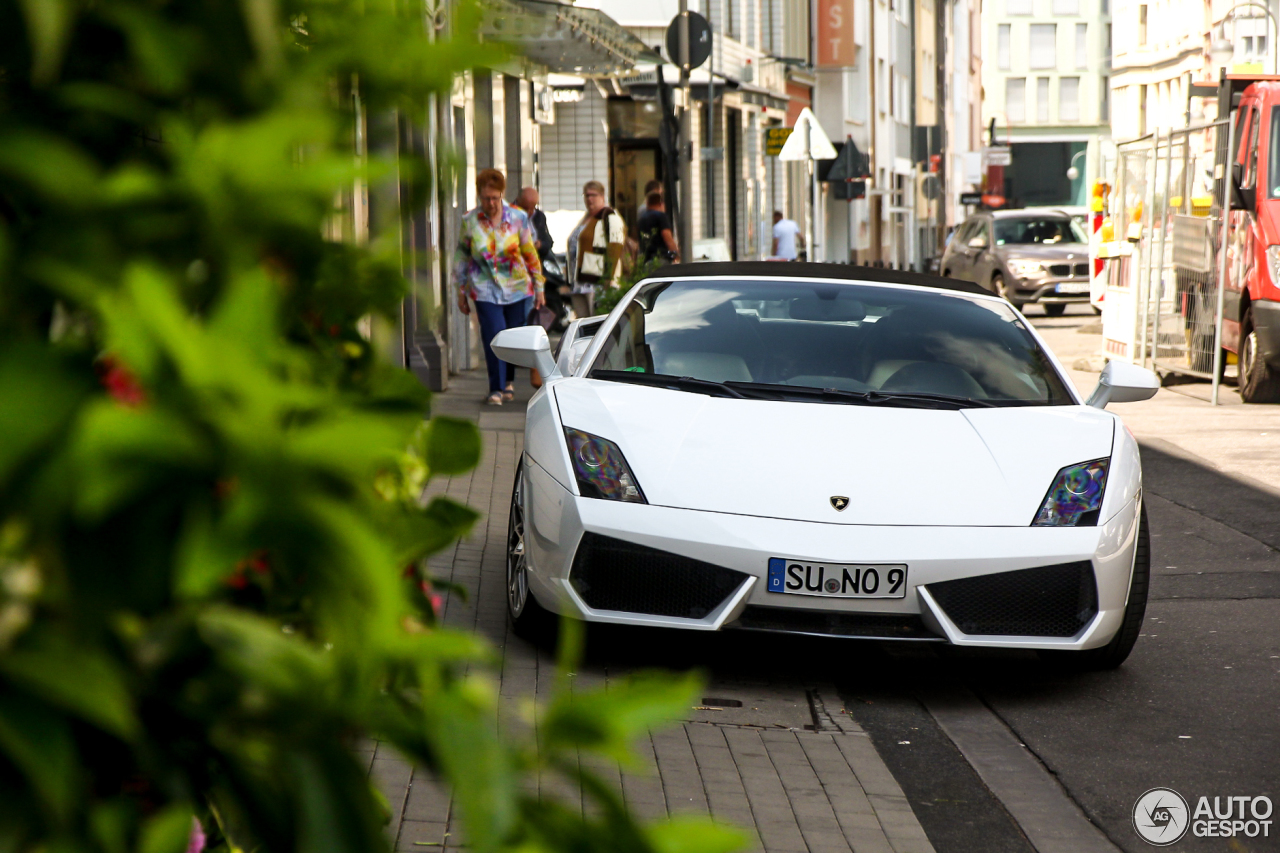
[453,168,546,405]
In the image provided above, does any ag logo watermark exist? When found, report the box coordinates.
[1133,788,1274,845]
[1133,788,1189,846]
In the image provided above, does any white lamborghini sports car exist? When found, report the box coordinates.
[492,263,1160,668]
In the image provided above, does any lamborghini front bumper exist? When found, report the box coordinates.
[520,457,1143,651]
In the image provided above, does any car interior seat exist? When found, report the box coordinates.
[860,306,984,394]
[652,298,765,381]
[878,361,987,398]
[657,351,753,382]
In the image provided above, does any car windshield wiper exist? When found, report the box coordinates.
[864,390,997,409]
[590,370,747,399]
[722,381,997,409]
[591,372,999,409]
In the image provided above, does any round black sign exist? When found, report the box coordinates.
[665,11,712,70]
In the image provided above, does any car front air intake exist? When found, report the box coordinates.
[569,533,749,619]
[926,561,1098,637]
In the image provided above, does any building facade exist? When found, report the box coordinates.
[981,0,1113,205]
[1110,0,1275,142]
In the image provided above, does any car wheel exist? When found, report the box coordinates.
[1239,305,1280,403]
[507,459,555,641]
[1043,303,1067,317]
[1039,505,1149,671]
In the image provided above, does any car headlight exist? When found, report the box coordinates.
[564,428,646,503]
[1266,245,1280,286]
[1031,459,1109,526]
[1007,260,1045,278]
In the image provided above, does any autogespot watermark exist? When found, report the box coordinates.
[1132,787,1273,845]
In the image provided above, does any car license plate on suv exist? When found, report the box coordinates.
[766,558,907,599]
[1056,281,1090,294]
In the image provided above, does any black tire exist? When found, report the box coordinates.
[1039,505,1149,671]
[1239,305,1280,403]
[507,459,556,642]
[1043,303,1067,317]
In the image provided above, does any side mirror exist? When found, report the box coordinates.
[491,325,557,379]
[968,236,988,249]
[1231,163,1256,211]
[1086,360,1159,409]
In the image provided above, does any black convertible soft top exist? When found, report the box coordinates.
[646,261,991,297]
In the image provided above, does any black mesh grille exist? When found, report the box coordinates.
[730,606,942,640]
[1048,263,1071,277]
[570,533,749,619]
[926,561,1098,637]
[1074,263,1089,277]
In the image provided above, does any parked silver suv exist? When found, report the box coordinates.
[940,210,1091,316]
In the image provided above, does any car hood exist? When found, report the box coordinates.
[553,380,1115,526]
[996,243,1089,262]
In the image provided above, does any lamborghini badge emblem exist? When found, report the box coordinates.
[830,496,850,511]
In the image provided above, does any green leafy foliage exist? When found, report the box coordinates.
[0,3,743,853]
[592,258,664,316]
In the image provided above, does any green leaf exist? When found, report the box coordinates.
[17,0,75,85]
[0,692,78,819]
[411,497,480,556]
[173,502,244,600]
[647,816,748,853]
[0,633,136,739]
[291,749,387,853]
[541,672,703,763]
[0,130,97,204]
[423,417,481,477]
[140,806,196,853]
[429,687,517,853]
[69,401,210,521]
[197,608,329,696]
[0,344,90,490]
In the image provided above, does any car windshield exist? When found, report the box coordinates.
[587,279,1075,406]
[994,217,1087,245]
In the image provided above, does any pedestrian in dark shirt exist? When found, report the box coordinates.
[637,191,680,264]
[515,186,555,263]
[635,179,663,219]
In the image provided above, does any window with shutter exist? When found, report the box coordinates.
[1060,77,1080,121]
[1007,78,1027,122]
[1030,24,1057,69]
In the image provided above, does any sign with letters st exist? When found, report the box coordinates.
[817,0,856,67]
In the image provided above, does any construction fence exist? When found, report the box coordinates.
[1099,118,1236,403]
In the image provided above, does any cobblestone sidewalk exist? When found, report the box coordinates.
[364,371,935,853]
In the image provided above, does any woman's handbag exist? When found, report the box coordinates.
[577,208,621,284]
[527,304,556,331]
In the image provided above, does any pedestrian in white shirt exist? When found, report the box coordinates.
[771,211,804,260]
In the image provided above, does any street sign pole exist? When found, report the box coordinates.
[677,4,692,262]
[806,119,815,261]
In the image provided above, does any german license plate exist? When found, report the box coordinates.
[1056,281,1089,294]
[766,558,908,599]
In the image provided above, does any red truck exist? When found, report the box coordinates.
[1222,75,1280,402]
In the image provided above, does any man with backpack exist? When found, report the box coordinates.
[637,190,680,265]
